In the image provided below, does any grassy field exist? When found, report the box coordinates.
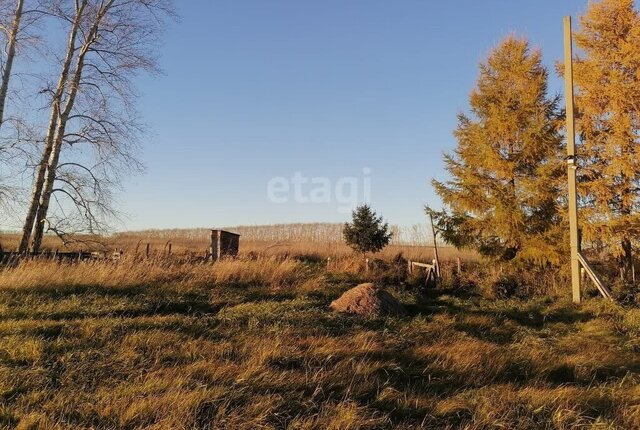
[0,256,639,429]
[0,232,478,263]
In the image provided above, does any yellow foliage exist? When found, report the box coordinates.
[574,0,640,265]
[433,37,565,265]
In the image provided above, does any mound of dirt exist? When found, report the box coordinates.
[330,283,406,317]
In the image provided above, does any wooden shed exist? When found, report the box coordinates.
[210,229,240,261]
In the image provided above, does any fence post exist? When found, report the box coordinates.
[146,243,150,258]
[429,213,441,278]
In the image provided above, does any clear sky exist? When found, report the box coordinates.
[119,0,588,231]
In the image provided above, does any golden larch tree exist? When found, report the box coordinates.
[432,37,564,264]
[573,0,640,278]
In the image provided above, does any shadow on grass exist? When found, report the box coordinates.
[407,289,596,328]
[0,283,151,299]
[11,300,226,322]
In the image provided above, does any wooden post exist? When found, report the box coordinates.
[408,260,413,275]
[456,257,461,275]
[429,213,441,279]
[146,243,150,258]
[565,16,582,304]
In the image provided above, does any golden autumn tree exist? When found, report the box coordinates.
[573,0,640,278]
[432,37,565,264]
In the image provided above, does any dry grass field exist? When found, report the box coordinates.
[0,249,639,429]
[0,230,478,263]
[5,0,640,428]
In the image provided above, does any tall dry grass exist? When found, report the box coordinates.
[0,256,311,291]
[0,256,639,429]
[0,231,478,263]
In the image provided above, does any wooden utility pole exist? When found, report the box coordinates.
[560,17,612,302]
[564,16,582,304]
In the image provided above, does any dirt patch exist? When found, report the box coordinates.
[330,283,405,317]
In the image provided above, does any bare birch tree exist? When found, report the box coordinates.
[17,0,86,252]
[0,0,41,208]
[18,0,173,252]
[0,0,24,129]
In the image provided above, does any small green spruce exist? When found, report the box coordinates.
[343,205,392,254]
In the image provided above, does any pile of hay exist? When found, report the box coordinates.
[330,283,405,317]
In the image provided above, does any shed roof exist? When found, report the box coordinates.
[211,229,241,236]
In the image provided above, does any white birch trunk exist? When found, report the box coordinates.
[30,0,114,252]
[0,0,24,128]
[18,1,87,253]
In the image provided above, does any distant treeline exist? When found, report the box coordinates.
[116,223,435,246]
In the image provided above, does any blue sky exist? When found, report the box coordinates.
[119,0,587,230]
